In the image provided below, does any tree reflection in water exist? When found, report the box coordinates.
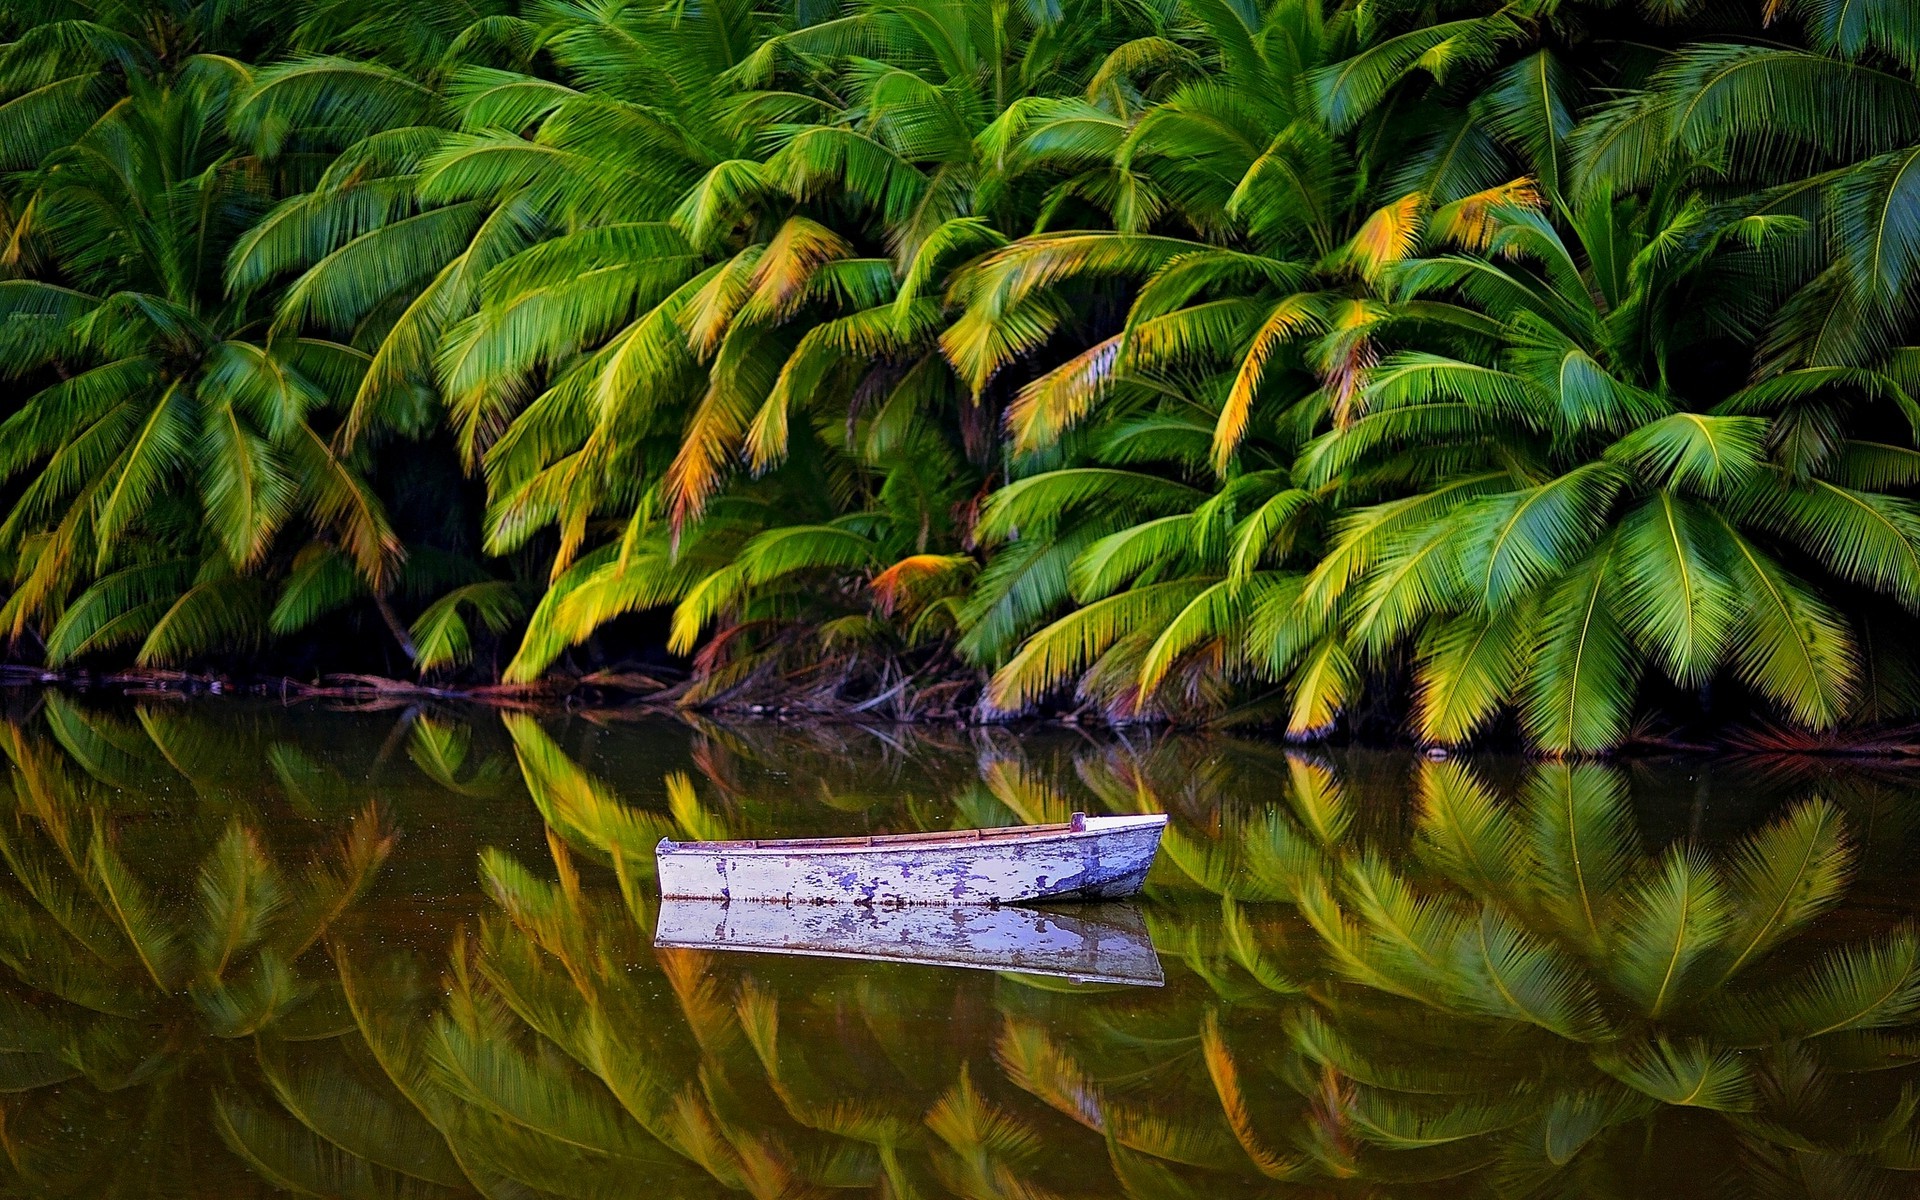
[0,699,1918,1197]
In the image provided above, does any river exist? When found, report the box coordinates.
[1,694,1915,1198]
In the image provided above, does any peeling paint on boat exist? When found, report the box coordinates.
[654,813,1168,906]
[653,898,1164,985]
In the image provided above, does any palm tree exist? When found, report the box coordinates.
[1574,0,1920,373]
[241,0,1190,699]
[1296,189,1920,752]
[0,0,276,177]
[949,0,1633,728]
[226,0,802,683]
[470,0,1187,697]
[0,54,407,668]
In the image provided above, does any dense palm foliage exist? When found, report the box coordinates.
[4,0,1920,748]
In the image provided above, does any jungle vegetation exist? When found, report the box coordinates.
[3,0,1920,750]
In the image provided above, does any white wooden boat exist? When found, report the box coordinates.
[654,812,1167,906]
[654,898,1163,986]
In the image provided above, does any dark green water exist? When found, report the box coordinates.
[3,695,1920,1198]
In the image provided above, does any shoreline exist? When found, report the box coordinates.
[9,665,1920,762]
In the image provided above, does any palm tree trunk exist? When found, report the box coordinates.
[373,592,416,660]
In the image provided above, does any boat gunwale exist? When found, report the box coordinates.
[657,813,1166,856]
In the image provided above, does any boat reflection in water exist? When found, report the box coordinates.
[654,896,1165,986]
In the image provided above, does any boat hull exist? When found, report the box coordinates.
[654,898,1163,986]
[655,814,1167,906]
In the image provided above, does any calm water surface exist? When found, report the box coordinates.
[4,695,1920,1198]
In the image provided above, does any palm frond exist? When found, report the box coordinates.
[1717,798,1853,983]
[1608,849,1732,1019]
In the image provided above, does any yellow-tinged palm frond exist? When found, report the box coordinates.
[683,244,765,359]
[984,579,1210,714]
[1006,333,1120,454]
[942,232,1200,393]
[995,1019,1242,1168]
[747,303,908,472]
[666,524,878,652]
[1343,523,1467,659]
[1332,193,1426,283]
[90,380,195,556]
[734,215,854,328]
[198,399,300,572]
[1215,293,1324,474]
[1286,636,1357,737]
[533,545,714,665]
[938,289,1066,398]
[1428,178,1544,252]
[503,713,675,868]
[663,323,792,531]
[1069,514,1197,601]
[43,558,196,665]
[1137,574,1294,697]
[892,216,1005,325]
[926,1065,1041,1164]
[1228,489,1317,580]
[870,553,975,615]
[1201,1010,1310,1179]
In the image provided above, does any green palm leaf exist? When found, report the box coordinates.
[1413,603,1535,744]
[91,379,195,557]
[1459,464,1621,612]
[1616,492,1735,688]
[1595,1038,1754,1112]
[1747,477,1920,610]
[1414,760,1527,900]
[1716,798,1853,984]
[1449,907,1608,1041]
[1721,929,1920,1042]
[985,579,1210,714]
[1716,522,1858,729]
[213,1092,466,1200]
[1607,414,1768,497]
[1608,849,1732,1019]
[194,821,288,980]
[85,820,182,992]
[1524,764,1634,960]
